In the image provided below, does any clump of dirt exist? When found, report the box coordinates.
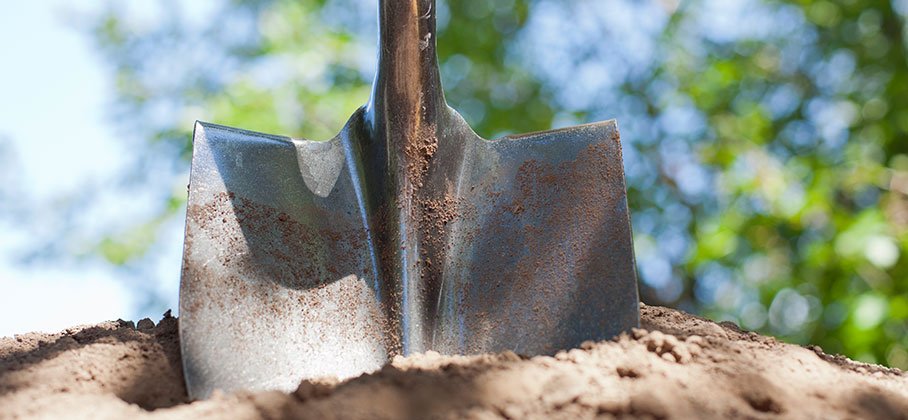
[2,304,906,419]
[403,127,438,190]
[417,194,458,240]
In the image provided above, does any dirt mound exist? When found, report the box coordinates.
[1,304,905,419]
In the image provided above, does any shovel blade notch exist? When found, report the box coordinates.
[179,0,639,399]
[180,117,390,397]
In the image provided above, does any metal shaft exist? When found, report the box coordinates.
[356,0,445,354]
[370,0,443,123]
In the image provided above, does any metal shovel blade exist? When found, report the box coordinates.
[179,0,639,399]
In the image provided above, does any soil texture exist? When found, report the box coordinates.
[1,304,906,419]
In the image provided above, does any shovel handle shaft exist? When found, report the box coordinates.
[368,0,444,130]
[360,1,446,352]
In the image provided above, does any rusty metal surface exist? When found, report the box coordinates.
[179,0,639,399]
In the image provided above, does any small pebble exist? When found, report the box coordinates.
[137,318,155,330]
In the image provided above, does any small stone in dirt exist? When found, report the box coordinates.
[294,379,336,401]
[116,319,136,329]
[137,318,156,330]
[616,366,641,378]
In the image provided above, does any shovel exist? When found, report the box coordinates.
[179,0,639,399]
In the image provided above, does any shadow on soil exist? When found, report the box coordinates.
[0,313,187,410]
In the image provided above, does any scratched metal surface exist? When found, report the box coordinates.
[179,0,639,399]
[180,120,389,396]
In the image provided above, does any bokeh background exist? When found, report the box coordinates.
[1,0,907,369]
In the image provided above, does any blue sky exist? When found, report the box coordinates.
[0,1,169,335]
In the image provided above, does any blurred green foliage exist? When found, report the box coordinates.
[86,0,908,368]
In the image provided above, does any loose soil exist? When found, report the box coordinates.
[1,304,906,419]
